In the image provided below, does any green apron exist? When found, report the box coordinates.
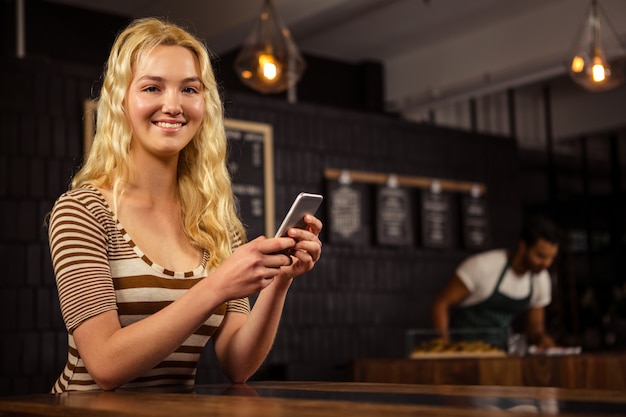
[449,258,533,348]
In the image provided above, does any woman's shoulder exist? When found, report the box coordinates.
[53,185,113,221]
[56,185,107,205]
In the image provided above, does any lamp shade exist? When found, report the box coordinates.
[234,0,306,94]
[568,0,626,92]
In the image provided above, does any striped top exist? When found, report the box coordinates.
[48,186,250,393]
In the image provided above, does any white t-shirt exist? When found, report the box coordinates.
[455,249,551,308]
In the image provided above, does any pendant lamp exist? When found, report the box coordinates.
[568,0,626,92]
[234,0,306,95]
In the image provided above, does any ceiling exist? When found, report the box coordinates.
[48,0,626,114]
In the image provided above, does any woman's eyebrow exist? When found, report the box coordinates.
[136,75,201,83]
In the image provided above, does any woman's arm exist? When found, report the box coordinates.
[72,282,225,390]
[212,214,323,382]
[210,278,292,383]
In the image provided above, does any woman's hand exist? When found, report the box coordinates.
[277,214,323,279]
[211,235,297,300]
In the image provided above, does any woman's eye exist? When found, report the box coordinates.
[182,87,199,94]
[143,86,159,93]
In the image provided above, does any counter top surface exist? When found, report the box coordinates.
[1,381,625,417]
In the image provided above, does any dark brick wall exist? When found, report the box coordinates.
[1,57,522,394]
[0,57,101,395]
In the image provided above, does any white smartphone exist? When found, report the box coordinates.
[274,192,323,238]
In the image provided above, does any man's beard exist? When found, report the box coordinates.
[523,253,544,274]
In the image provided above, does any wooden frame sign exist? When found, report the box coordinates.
[224,118,275,240]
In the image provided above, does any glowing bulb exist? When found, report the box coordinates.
[592,63,606,82]
[571,55,585,73]
[263,62,277,80]
[592,56,606,82]
[258,53,279,81]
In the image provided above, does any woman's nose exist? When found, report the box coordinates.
[162,91,182,115]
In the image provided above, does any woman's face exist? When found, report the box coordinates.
[125,45,204,161]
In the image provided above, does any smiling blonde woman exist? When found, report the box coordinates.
[48,17,323,393]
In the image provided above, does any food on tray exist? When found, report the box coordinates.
[410,338,506,358]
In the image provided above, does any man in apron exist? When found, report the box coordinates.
[431,216,560,351]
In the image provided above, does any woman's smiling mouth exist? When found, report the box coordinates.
[154,121,184,129]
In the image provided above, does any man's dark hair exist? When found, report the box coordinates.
[520,216,561,246]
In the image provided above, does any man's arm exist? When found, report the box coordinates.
[431,275,470,343]
[525,307,556,348]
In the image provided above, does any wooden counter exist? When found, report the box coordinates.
[1,381,625,417]
[352,352,626,389]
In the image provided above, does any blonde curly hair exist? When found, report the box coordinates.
[72,17,246,269]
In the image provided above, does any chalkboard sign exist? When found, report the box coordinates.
[327,179,370,245]
[225,119,274,241]
[376,185,414,246]
[420,189,453,248]
[461,194,490,250]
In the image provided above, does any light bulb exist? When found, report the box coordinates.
[258,53,280,82]
[263,63,277,80]
[234,0,306,94]
[567,0,626,92]
[571,55,585,73]
[592,56,607,82]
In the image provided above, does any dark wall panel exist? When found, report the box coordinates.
[0,57,101,395]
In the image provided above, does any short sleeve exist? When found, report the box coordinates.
[455,252,487,292]
[48,191,118,333]
[224,229,250,315]
[455,250,508,306]
[530,271,552,308]
[226,298,251,314]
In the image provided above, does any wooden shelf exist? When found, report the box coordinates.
[323,168,487,194]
